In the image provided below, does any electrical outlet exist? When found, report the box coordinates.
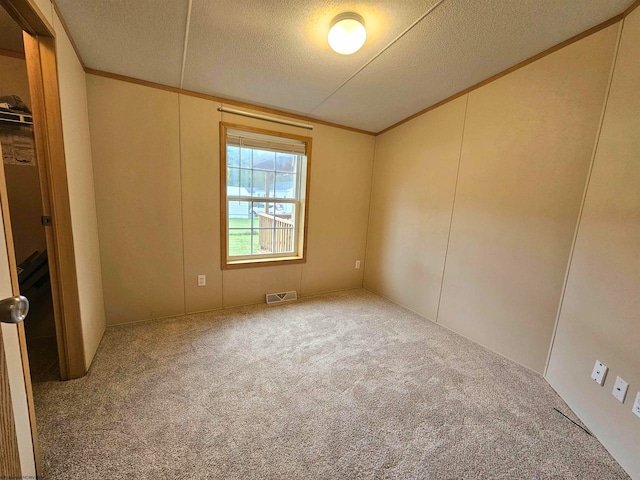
[355,260,361,269]
[632,392,640,419]
[591,360,608,386]
[197,275,206,287]
[612,376,628,403]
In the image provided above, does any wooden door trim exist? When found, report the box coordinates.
[2,0,87,381]
[0,0,52,36]
[22,31,86,380]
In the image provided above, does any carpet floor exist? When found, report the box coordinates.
[33,289,629,479]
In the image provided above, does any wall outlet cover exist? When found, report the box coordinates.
[591,360,608,386]
[612,376,628,403]
[197,275,206,287]
[633,392,640,419]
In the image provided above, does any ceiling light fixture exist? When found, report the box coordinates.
[328,13,366,55]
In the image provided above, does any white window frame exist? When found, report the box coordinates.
[220,122,312,269]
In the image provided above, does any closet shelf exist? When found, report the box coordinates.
[0,110,34,126]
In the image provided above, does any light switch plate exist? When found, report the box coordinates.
[632,392,640,419]
[591,360,608,386]
[612,376,628,403]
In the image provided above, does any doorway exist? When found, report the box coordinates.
[0,13,57,384]
[0,8,59,382]
[0,0,92,474]
[0,0,87,383]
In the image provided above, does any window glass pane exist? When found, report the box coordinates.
[224,127,307,264]
[255,228,273,253]
[251,170,265,197]
[227,200,251,220]
[252,231,260,254]
[273,220,295,252]
[226,167,240,192]
[251,200,265,217]
[240,147,252,168]
[256,202,280,216]
[227,146,240,167]
[239,168,252,196]
[276,153,296,173]
[227,200,252,256]
[279,202,295,221]
[251,201,278,220]
[228,228,259,256]
[252,170,276,198]
[276,173,296,198]
[273,204,295,254]
[252,149,275,171]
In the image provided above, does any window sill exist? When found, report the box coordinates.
[222,255,306,270]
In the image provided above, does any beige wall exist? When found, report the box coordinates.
[0,55,31,103]
[53,10,107,367]
[437,26,618,373]
[88,76,184,325]
[364,96,466,319]
[179,94,223,312]
[300,124,377,297]
[87,76,375,323]
[31,0,53,26]
[546,9,640,478]
[365,17,640,477]
[366,24,618,373]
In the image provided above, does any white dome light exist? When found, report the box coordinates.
[328,13,366,55]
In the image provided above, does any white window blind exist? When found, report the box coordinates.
[227,129,306,155]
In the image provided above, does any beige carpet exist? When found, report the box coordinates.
[33,289,629,479]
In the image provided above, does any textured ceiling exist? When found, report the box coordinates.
[181,0,438,114]
[55,0,190,87]
[54,0,634,133]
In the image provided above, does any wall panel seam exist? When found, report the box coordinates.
[179,0,193,89]
[361,132,378,288]
[435,94,469,323]
[178,94,187,314]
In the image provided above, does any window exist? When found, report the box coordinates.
[220,123,311,268]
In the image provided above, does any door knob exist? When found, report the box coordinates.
[0,295,29,324]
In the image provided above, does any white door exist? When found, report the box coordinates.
[0,145,36,477]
